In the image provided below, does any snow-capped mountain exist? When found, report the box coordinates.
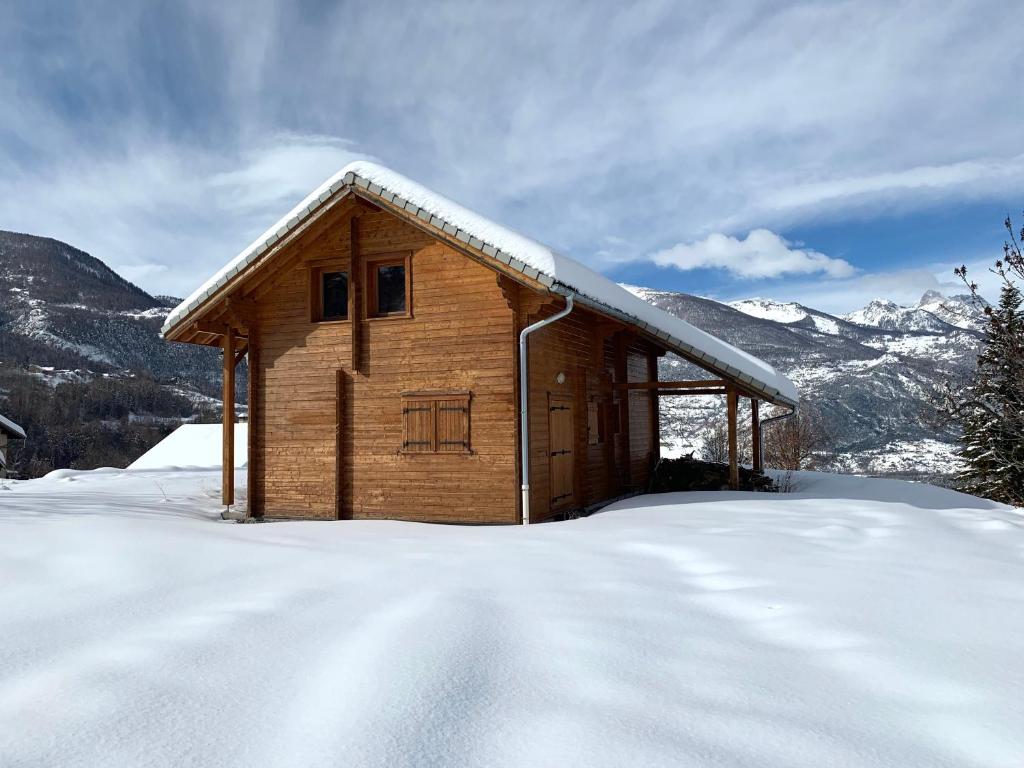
[841,292,987,333]
[0,230,239,475]
[626,285,986,479]
[912,290,989,332]
[0,230,222,392]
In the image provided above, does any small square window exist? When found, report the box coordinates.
[366,253,411,318]
[376,264,406,315]
[321,271,348,321]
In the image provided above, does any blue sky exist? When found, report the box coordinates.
[1,0,1022,314]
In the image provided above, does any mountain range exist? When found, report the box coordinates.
[0,229,983,480]
[625,286,985,479]
[0,230,239,475]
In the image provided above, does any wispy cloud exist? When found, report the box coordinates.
[649,229,856,279]
[0,134,363,297]
[0,0,1021,300]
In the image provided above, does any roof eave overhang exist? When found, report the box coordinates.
[548,285,798,408]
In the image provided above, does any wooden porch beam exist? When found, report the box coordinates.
[615,379,727,391]
[751,398,762,473]
[191,321,248,341]
[222,327,235,507]
[727,388,739,491]
[656,388,728,396]
[246,326,259,518]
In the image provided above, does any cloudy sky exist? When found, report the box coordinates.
[2,0,1022,313]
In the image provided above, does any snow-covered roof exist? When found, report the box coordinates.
[163,161,798,406]
[128,423,248,470]
[0,413,26,440]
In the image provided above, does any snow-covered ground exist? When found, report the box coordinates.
[2,468,1023,767]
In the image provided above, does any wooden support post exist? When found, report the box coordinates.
[336,369,346,520]
[222,326,235,506]
[751,398,762,474]
[727,388,739,491]
[647,353,660,474]
[614,332,632,490]
[246,326,259,517]
[573,365,587,509]
[349,216,362,372]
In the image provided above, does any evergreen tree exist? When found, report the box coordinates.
[955,216,1024,505]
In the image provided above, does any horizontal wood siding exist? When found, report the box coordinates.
[251,205,517,523]
[522,301,660,522]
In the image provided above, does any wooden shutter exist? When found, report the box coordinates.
[401,392,471,454]
[402,398,434,452]
[437,396,470,453]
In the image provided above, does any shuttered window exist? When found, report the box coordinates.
[402,392,471,453]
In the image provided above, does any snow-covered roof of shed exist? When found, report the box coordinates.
[0,413,26,440]
[163,161,798,406]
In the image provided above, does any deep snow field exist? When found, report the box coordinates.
[2,468,1023,767]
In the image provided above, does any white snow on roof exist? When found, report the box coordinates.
[163,161,798,405]
[128,423,248,470]
[0,413,26,440]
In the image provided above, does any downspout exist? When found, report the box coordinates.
[519,294,575,525]
[758,404,797,471]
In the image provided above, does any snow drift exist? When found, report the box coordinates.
[1,468,1022,767]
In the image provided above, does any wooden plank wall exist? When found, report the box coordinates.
[522,301,659,522]
[249,206,518,522]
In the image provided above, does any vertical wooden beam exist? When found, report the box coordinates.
[614,332,632,490]
[573,365,587,509]
[246,326,259,517]
[647,352,660,475]
[727,388,739,491]
[751,398,762,474]
[349,215,362,372]
[336,369,345,520]
[222,326,235,506]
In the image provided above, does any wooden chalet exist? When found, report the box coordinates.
[162,162,798,524]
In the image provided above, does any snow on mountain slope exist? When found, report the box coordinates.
[843,298,954,333]
[729,298,808,324]
[0,230,222,391]
[2,467,1022,767]
[916,290,989,332]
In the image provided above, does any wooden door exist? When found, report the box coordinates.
[548,394,575,509]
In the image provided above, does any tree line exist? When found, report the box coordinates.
[1,368,218,478]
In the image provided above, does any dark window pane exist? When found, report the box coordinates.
[321,271,348,320]
[376,264,406,315]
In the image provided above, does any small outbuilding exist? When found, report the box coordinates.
[0,413,26,479]
[128,423,249,470]
[162,162,797,523]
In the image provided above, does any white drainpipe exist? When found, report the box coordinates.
[519,294,575,525]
